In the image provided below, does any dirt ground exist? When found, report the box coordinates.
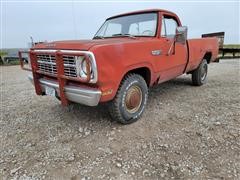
[1,59,240,180]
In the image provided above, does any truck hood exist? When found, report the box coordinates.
[34,38,141,51]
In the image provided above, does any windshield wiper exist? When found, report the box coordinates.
[93,34,136,39]
[112,33,136,39]
[93,36,104,39]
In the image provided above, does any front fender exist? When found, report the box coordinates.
[90,42,156,102]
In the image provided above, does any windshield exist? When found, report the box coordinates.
[94,13,158,38]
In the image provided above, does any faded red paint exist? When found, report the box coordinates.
[19,9,219,105]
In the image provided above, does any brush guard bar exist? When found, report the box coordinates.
[19,49,98,106]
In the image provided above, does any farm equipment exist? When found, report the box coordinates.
[202,32,239,59]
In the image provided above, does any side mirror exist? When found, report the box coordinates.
[176,26,188,44]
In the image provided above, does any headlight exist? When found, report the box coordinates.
[81,58,92,75]
[76,56,93,79]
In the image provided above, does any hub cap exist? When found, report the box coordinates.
[125,85,143,114]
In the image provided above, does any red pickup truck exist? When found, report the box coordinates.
[19,9,219,124]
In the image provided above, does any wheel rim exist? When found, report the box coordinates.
[125,85,143,114]
[201,64,207,81]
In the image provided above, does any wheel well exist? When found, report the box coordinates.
[126,67,151,86]
[203,52,212,63]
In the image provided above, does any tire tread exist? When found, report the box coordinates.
[108,73,148,124]
[192,59,207,86]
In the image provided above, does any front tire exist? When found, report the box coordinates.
[192,59,208,86]
[108,74,148,124]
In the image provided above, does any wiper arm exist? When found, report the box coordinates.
[112,33,136,39]
[93,36,104,39]
[93,34,136,39]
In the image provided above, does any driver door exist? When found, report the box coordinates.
[155,15,188,83]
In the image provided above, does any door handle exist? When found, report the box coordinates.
[151,50,162,56]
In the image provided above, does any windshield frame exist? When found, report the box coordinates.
[93,12,159,39]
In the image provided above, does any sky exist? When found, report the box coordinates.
[1,1,240,48]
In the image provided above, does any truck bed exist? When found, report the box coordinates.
[185,37,219,73]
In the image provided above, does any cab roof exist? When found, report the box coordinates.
[107,9,177,20]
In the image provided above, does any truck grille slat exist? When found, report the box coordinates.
[37,54,78,77]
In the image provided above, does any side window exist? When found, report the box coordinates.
[161,16,178,38]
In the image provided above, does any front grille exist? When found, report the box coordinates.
[37,55,57,75]
[37,54,77,77]
[63,55,75,65]
[63,55,77,77]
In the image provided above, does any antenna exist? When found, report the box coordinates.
[30,36,34,47]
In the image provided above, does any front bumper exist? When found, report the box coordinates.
[28,74,101,106]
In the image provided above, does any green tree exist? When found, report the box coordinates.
[0,51,7,65]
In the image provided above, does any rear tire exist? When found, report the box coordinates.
[192,59,208,86]
[108,74,148,124]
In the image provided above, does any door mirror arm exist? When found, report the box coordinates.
[167,39,175,56]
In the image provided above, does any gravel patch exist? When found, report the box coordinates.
[0,59,240,179]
